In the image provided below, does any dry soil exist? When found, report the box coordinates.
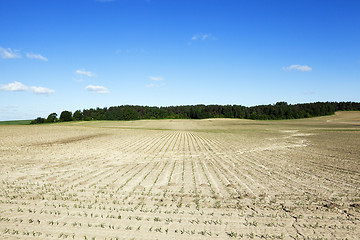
[0,112,359,239]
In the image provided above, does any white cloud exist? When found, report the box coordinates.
[26,53,48,61]
[147,76,166,88]
[149,76,164,81]
[0,81,54,95]
[0,47,21,59]
[191,33,214,41]
[86,85,109,94]
[76,69,97,77]
[29,86,55,95]
[283,65,312,72]
[0,81,28,91]
[0,47,49,61]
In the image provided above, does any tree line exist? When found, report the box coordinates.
[30,101,360,124]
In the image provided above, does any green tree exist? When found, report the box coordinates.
[59,111,73,122]
[73,110,83,121]
[30,117,45,124]
[124,108,139,120]
[46,113,58,123]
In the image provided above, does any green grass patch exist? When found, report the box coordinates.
[0,120,32,125]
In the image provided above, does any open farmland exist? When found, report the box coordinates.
[0,112,359,239]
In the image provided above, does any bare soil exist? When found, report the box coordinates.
[0,111,359,239]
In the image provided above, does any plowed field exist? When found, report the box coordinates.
[1,112,359,239]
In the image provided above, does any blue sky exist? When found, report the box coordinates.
[1,0,359,120]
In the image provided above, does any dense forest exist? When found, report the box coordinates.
[31,101,360,124]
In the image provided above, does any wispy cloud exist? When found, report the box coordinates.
[86,85,109,94]
[147,76,166,88]
[1,47,49,61]
[0,47,21,59]
[0,81,55,95]
[76,69,97,77]
[283,65,312,72]
[29,86,55,95]
[0,81,27,91]
[191,33,215,41]
[149,76,164,81]
[26,53,48,61]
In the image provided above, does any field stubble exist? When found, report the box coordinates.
[0,112,359,239]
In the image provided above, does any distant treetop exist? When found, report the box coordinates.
[30,101,360,124]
